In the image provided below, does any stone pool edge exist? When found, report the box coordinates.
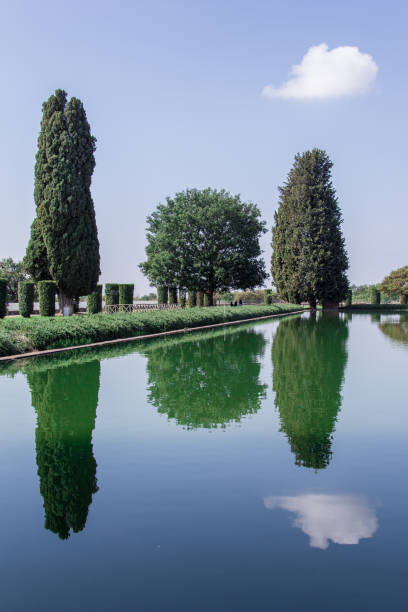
[0,309,308,362]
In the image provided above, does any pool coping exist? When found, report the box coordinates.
[0,309,308,362]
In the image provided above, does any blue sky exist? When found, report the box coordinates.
[0,0,406,293]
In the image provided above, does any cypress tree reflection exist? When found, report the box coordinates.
[272,314,348,469]
[28,360,100,539]
[143,328,267,428]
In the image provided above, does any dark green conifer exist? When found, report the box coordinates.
[25,90,100,312]
[271,149,348,308]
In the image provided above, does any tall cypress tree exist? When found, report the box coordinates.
[271,149,348,308]
[25,90,100,312]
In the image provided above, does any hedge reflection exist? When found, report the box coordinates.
[142,328,267,428]
[272,314,348,469]
[27,360,100,539]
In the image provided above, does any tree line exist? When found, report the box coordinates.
[1,87,405,317]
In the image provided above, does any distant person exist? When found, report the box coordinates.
[234,301,238,307]
[239,299,242,305]
[230,301,233,307]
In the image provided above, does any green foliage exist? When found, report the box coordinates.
[24,217,50,282]
[179,288,187,308]
[138,292,157,301]
[0,304,304,357]
[188,290,196,307]
[140,188,267,303]
[105,284,119,306]
[379,266,408,299]
[157,286,168,304]
[0,278,7,318]
[344,289,352,307]
[28,360,99,539]
[168,287,178,304]
[18,281,35,317]
[196,291,204,307]
[119,284,134,306]
[87,285,102,314]
[264,289,272,305]
[370,287,380,304]
[38,280,57,316]
[26,89,100,300]
[0,258,32,301]
[233,289,266,304]
[143,327,267,428]
[272,149,349,307]
[401,295,408,305]
[203,293,210,306]
[272,313,348,469]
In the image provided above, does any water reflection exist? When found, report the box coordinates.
[141,328,267,429]
[264,494,378,549]
[27,360,100,539]
[379,314,408,346]
[272,314,348,469]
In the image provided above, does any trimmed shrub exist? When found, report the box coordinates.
[196,291,204,307]
[38,281,57,316]
[168,287,178,304]
[119,284,134,307]
[87,285,102,314]
[188,290,196,307]
[18,281,35,318]
[105,283,119,306]
[157,286,168,305]
[370,288,380,305]
[264,289,273,305]
[0,278,7,319]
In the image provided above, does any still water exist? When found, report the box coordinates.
[0,312,407,611]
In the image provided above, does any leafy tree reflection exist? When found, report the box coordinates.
[272,313,348,469]
[143,328,267,428]
[28,360,100,539]
[379,314,408,346]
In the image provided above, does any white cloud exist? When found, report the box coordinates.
[262,43,378,100]
[264,494,378,549]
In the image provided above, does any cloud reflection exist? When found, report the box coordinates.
[264,494,378,549]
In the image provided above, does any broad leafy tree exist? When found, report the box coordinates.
[272,149,348,308]
[0,258,31,302]
[140,188,267,305]
[25,89,100,311]
[379,266,408,301]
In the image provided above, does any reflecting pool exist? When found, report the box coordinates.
[0,311,407,611]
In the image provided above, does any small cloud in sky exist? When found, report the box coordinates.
[264,493,378,549]
[262,43,378,100]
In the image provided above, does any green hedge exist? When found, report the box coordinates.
[119,284,134,307]
[264,289,273,305]
[0,278,7,319]
[157,286,168,305]
[168,287,178,304]
[105,283,119,306]
[38,281,57,316]
[370,288,380,304]
[18,281,35,318]
[0,304,305,357]
[188,290,196,307]
[87,285,102,314]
